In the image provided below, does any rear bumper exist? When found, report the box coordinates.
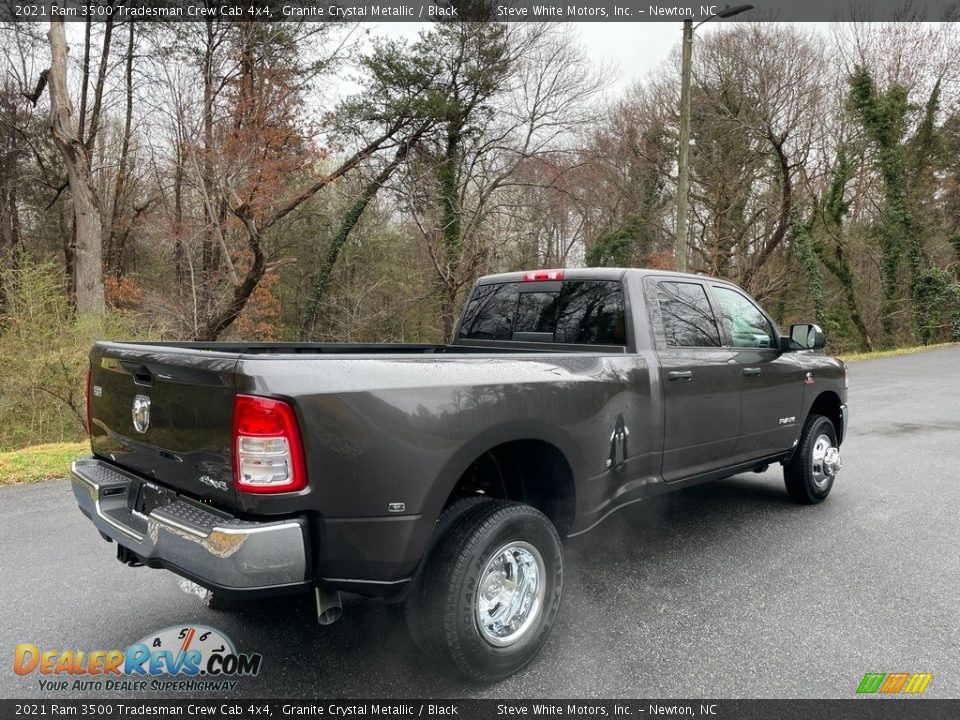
[70,457,310,595]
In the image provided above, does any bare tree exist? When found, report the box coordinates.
[688,25,825,296]
[392,23,604,338]
[45,19,104,315]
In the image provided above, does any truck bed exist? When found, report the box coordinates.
[86,338,634,516]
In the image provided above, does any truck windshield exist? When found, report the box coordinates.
[458,280,627,345]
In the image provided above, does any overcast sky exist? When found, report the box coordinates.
[359,21,690,94]
[56,19,827,114]
[58,20,823,105]
[355,21,831,97]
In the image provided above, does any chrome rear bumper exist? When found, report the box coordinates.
[70,457,309,593]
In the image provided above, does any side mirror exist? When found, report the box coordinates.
[787,323,826,351]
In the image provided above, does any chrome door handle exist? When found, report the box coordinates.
[743,367,761,377]
[668,370,693,381]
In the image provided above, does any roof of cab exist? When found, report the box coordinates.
[475,267,723,285]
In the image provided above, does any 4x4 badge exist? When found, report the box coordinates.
[199,475,228,492]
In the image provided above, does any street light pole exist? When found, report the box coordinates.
[673,4,754,273]
[675,18,694,273]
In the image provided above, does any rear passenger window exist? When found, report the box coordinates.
[458,283,520,340]
[459,280,627,346]
[656,281,721,347]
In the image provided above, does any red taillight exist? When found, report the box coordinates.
[232,394,307,494]
[522,269,564,282]
[85,368,93,437]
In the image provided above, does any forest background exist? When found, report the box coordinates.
[0,18,958,453]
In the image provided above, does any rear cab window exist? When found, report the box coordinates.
[458,280,627,347]
[654,281,721,348]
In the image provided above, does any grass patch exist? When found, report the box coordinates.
[0,441,88,486]
[839,342,958,363]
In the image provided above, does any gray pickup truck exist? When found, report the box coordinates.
[72,268,847,681]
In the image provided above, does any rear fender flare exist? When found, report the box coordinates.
[418,420,580,539]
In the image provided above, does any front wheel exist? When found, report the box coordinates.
[784,413,842,504]
[407,499,563,682]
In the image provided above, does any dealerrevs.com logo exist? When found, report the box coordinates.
[14,625,262,693]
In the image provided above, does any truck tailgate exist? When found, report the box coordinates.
[88,342,241,510]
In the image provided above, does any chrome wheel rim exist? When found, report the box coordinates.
[475,541,546,647]
[811,433,842,488]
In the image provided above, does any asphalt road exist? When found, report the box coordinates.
[2,347,959,699]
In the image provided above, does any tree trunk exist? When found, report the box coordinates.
[812,237,875,352]
[440,282,458,342]
[106,22,135,280]
[439,117,464,267]
[1,118,22,260]
[794,223,825,324]
[197,194,265,341]
[83,17,114,152]
[47,19,104,315]
[742,133,792,289]
[200,20,220,316]
[60,203,76,304]
[836,260,874,352]
[77,17,91,145]
[173,141,185,287]
[435,117,464,342]
[0,122,22,310]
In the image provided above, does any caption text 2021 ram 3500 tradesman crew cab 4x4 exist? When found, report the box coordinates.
[72,268,847,681]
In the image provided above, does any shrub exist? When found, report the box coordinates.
[913,267,960,345]
[0,260,142,450]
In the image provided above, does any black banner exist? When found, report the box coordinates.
[2,700,960,720]
[2,0,960,23]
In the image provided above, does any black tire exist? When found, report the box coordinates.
[410,499,563,683]
[784,413,841,504]
[402,496,490,656]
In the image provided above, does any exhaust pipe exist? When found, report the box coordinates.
[314,587,343,626]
